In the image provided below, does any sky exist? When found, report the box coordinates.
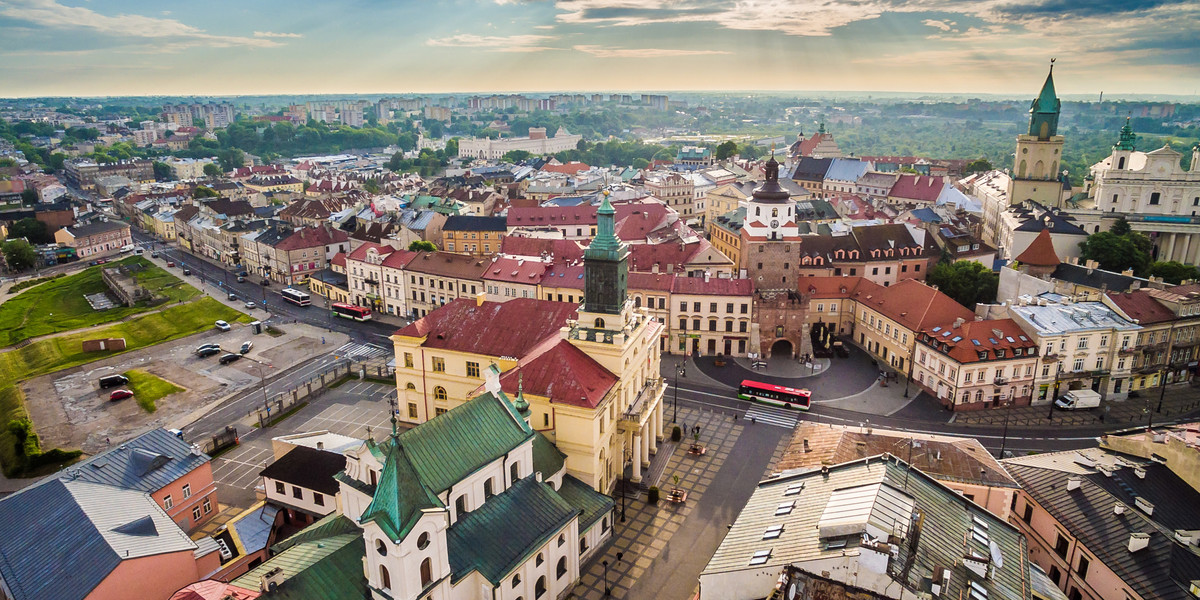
[0,0,1198,98]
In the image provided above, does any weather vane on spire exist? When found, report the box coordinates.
[1050,57,1056,71]
[388,395,399,440]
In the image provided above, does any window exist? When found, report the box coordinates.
[484,479,494,499]
[710,302,718,313]
[679,318,687,331]
[557,557,568,578]
[693,302,701,312]
[535,576,547,599]
[775,501,795,516]
[740,321,748,333]
[693,318,700,330]
[466,361,480,378]
[417,531,431,549]
[726,302,734,313]
[1073,358,1085,371]
[708,320,717,331]
[404,352,414,368]
[432,357,445,372]
[275,481,285,494]
[558,534,566,547]
[679,301,686,311]
[763,524,784,539]
[193,506,202,521]
[749,550,772,565]
[455,495,467,516]
[1149,192,1160,205]
[379,565,391,591]
[1048,565,1061,585]
[1077,337,1088,349]
[511,462,520,483]
[164,495,173,509]
[408,402,418,418]
[1076,555,1090,578]
[314,492,324,506]
[203,498,211,514]
[741,304,748,314]
[1055,533,1069,558]
[182,484,191,499]
[292,486,303,499]
[434,386,447,402]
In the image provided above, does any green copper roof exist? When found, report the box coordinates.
[1115,118,1137,151]
[360,443,442,541]
[368,392,534,497]
[585,194,623,259]
[1034,67,1059,114]
[556,474,614,530]
[447,476,578,584]
[532,432,566,478]
[231,532,367,600]
[273,513,360,553]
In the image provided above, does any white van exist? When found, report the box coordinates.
[1055,389,1101,410]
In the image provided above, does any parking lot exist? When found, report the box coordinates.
[209,380,395,508]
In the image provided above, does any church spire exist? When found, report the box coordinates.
[1114,117,1137,151]
[1028,59,1061,139]
[582,191,628,316]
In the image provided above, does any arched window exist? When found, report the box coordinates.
[421,558,433,587]
[375,538,387,556]
[634,296,641,308]
[536,553,544,566]
[434,386,447,402]
[510,462,520,483]
[535,576,547,598]
[961,391,969,404]
[1117,156,1126,170]
[406,382,416,390]
[512,574,522,588]
[380,565,392,591]
[594,318,605,329]
[557,557,568,578]
[558,534,566,547]
[1018,160,1027,178]
[975,390,983,402]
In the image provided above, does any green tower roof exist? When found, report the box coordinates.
[584,193,622,259]
[1033,66,1059,115]
[1115,118,1137,151]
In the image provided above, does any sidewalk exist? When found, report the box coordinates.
[947,383,1200,428]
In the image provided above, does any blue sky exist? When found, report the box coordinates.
[0,0,1197,97]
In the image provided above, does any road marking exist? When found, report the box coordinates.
[334,342,389,361]
[744,404,802,429]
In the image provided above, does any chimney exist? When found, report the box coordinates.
[1134,467,1146,479]
[1128,532,1150,553]
[476,292,486,307]
[704,271,711,283]
[1066,478,1082,491]
[316,441,324,450]
[1113,502,1126,515]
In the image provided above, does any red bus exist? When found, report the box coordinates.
[738,380,811,410]
[331,303,372,321]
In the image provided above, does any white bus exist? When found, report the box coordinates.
[280,288,311,306]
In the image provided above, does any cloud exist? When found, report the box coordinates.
[254,31,304,39]
[573,44,730,57]
[922,19,953,31]
[0,0,286,48]
[426,33,557,52]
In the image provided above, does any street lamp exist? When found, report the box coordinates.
[603,552,624,597]
[253,363,270,411]
[673,364,685,427]
[619,472,626,523]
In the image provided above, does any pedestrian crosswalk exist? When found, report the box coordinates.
[744,403,803,430]
[334,342,389,361]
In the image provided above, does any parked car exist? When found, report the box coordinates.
[96,258,107,264]
[240,341,253,354]
[88,260,99,266]
[166,261,175,267]
[218,353,241,365]
[151,251,159,258]
[196,347,222,358]
[182,268,192,276]
[228,292,238,301]
[109,389,134,401]
[214,320,231,332]
[195,343,221,354]
[236,275,246,283]
[244,301,257,309]
[134,248,144,255]
[98,374,129,388]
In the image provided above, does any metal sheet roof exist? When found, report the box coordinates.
[57,428,210,494]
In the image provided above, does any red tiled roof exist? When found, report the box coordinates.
[796,132,833,157]
[507,204,596,228]
[919,318,1036,364]
[501,237,586,263]
[628,272,676,292]
[1014,228,1060,267]
[613,203,673,241]
[628,238,716,272]
[541,161,590,175]
[671,277,754,296]
[1107,290,1176,325]
[395,298,577,358]
[331,252,347,267]
[541,263,586,290]
[499,339,616,408]
[888,174,944,203]
[381,249,420,269]
[169,581,260,600]
[868,279,974,332]
[346,242,395,262]
[482,256,549,284]
[274,226,349,251]
[404,251,490,279]
[804,276,883,299]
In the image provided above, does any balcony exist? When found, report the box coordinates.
[1118,346,1139,355]
[622,378,664,425]
[570,326,616,345]
[993,377,1007,385]
[364,276,380,286]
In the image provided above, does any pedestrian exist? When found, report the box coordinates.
[106,436,110,445]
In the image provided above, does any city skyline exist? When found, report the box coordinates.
[1,0,1198,98]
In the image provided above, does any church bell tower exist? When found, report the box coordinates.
[1007,60,1066,208]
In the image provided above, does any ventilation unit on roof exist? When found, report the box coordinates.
[1135,497,1155,515]
[1066,478,1082,491]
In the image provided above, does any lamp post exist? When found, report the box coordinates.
[673,363,685,427]
[1156,323,1177,414]
[253,363,270,411]
[603,552,624,597]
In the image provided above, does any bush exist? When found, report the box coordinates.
[8,273,65,294]
[647,486,660,505]
[671,426,681,442]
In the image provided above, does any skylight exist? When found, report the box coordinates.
[775,501,795,516]
[763,525,784,540]
[749,550,772,565]
[784,483,804,496]
[969,581,988,600]
[952,336,962,342]
[932,326,942,332]
[1005,336,1015,343]
[972,339,981,346]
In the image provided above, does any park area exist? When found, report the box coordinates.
[123,369,185,413]
[0,256,200,346]
[0,294,253,477]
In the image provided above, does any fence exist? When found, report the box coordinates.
[250,357,395,428]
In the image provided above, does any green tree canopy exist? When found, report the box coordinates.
[8,218,51,244]
[193,185,219,199]
[2,239,37,271]
[202,163,224,178]
[925,260,999,310]
[152,161,172,181]
[1147,261,1200,285]
[502,150,534,163]
[408,240,436,252]
[963,158,993,174]
[714,140,739,161]
[217,148,244,171]
[1078,229,1152,275]
[20,188,38,206]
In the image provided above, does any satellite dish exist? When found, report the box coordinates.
[989,540,1004,570]
[786,582,798,600]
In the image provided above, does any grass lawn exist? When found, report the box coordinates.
[123,369,184,413]
[0,296,251,475]
[0,256,200,347]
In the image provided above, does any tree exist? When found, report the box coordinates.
[2,239,37,271]
[193,185,219,199]
[217,148,244,171]
[925,260,999,310]
[202,163,224,178]
[963,158,992,174]
[408,240,436,252]
[426,120,444,139]
[8,218,51,244]
[502,150,533,163]
[632,158,650,170]
[444,138,458,157]
[714,140,739,160]
[0,158,15,167]
[1078,229,1152,275]
[387,151,404,172]
[396,132,417,152]
[152,161,172,181]
[1147,261,1200,284]
[20,188,38,206]
[1110,217,1132,236]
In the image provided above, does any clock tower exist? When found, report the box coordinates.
[1007,61,1067,207]
[582,192,629,316]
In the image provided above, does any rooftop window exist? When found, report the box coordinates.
[763,525,784,540]
[784,483,804,496]
[775,501,795,516]
[749,550,772,566]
